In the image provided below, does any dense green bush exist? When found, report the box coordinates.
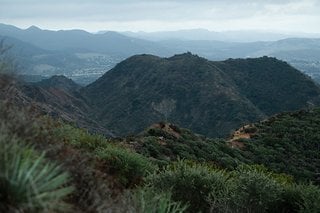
[146,160,230,212]
[132,187,187,213]
[229,165,286,213]
[137,128,247,170]
[96,145,156,187]
[55,124,156,187]
[242,109,320,182]
[54,124,107,151]
[296,184,320,213]
[0,132,73,212]
[146,162,320,213]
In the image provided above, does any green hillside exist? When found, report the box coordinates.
[83,53,320,137]
[236,108,320,183]
[1,98,320,212]
[217,57,320,115]
[118,108,320,184]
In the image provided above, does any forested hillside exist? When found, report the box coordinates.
[83,53,320,137]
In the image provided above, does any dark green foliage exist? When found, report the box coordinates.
[0,39,15,75]
[229,165,287,213]
[131,109,320,185]
[133,124,248,170]
[296,184,320,213]
[132,187,188,213]
[147,161,320,213]
[241,109,320,182]
[227,165,320,213]
[55,124,156,187]
[95,145,156,187]
[218,57,320,115]
[54,123,107,151]
[146,160,230,212]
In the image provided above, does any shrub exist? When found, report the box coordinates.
[95,145,156,187]
[297,184,320,213]
[146,160,230,212]
[132,187,188,213]
[229,165,286,213]
[54,124,106,151]
[0,132,73,212]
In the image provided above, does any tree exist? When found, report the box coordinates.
[0,39,14,74]
[152,98,176,122]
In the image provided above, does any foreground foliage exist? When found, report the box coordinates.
[147,161,320,213]
[0,127,73,212]
[1,97,320,212]
[132,187,188,213]
[242,109,320,183]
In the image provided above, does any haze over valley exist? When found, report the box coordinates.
[1,23,320,85]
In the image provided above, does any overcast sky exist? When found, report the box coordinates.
[1,0,319,33]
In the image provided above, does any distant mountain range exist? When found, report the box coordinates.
[120,29,320,42]
[0,23,172,84]
[1,23,320,85]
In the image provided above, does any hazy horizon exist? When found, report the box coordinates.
[1,0,320,34]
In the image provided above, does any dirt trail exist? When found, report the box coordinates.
[228,125,256,149]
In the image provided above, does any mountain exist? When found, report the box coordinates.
[121,29,319,42]
[35,75,81,92]
[82,53,320,137]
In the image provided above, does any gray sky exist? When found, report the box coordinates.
[1,0,319,33]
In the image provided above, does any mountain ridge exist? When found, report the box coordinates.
[1,23,320,85]
[82,53,320,137]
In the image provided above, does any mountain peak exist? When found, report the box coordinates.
[26,25,41,31]
[36,75,81,92]
[168,52,202,60]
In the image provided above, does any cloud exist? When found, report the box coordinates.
[0,0,319,33]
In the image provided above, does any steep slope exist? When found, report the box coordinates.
[82,53,320,137]
[122,107,320,183]
[35,75,81,92]
[216,57,320,115]
[2,97,320,213]
[228,108,320,183]
[0,74,113,136]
